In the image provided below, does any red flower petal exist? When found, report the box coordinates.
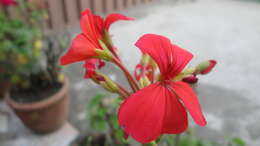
[97,59,106,69]
[83,59,106,79]
[134,64,154,81]
[0,0,17,6]
[60,34,97,65]
[162,89,188,134]
[118,83,165,143]
[135,34,193,80]
[83,59,96,79]
[80,9,104,45]
[134,64,143,81]
[171,81,207,126]
[104,13,134,30]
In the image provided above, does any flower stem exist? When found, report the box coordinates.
[143,141,157,146]
[117,89,128,99]
[113,58,139,92]
[175,134,181,146]
[116,83,131,97]
[110,47,121,61]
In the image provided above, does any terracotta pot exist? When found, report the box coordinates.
[0,80,11,100]
[5,77,70,134]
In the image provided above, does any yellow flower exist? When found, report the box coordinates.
[34,40,43,49]
[17,55,28,64]
[58,73,65,82]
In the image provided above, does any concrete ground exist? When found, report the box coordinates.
[65,0,260,146]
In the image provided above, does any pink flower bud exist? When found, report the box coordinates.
[182,75,198,84]
[95,76,105,82]
[200,60,217,74]
[196,60,217,75]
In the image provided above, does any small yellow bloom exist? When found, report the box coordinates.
[34,40,43,50]
[58,73,65,82]
[17,55,28,64]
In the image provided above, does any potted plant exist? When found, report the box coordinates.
[0,8,39,99]
[0,0,15,99]
[1,0,71,134]
[5,34,71,134]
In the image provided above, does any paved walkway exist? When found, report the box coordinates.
[65,0,260,146]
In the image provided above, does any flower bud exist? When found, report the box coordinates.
[182,75,198,84]
[100,82,113,92]
[105,77,119,92]
[195,60,217,75]
[103,31,113,49]
[139,76,151,88]
[140,54,150,65]
[173,68,195,81]
[95,40,113,61]
[95,72,119,93]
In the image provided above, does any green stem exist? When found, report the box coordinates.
[143,141,158,146]
[116,83,131,97]
[113,58,139,92]
[175,134,181,146]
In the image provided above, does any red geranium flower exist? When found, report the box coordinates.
[118,34,207,143]
[60,9,133,66]
[0,0,16,6]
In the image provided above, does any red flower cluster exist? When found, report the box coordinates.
[60,10,215,144]
[118,34,206,143]
[0,0,16,6]
[60,9,133,78]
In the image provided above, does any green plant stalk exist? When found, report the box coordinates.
[103,31,121,61]
[94,71,130,99]
[104,109,118,144]
[143,141,158,146]
[175,134,181,146]
[113,58,140,92]
[173,68,196,81]
[116,83,131,97]
[16,0,32,26]
[0,7,8,17]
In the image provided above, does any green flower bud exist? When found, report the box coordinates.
[195,60,217,74]
[96,40,113,61]
[139,76,151,88]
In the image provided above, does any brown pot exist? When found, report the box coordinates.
[5,77,70,134]
[0,80,11,100]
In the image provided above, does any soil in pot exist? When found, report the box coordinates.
[6,75,70,134]
[10,76,62,103]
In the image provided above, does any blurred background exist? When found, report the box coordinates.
[0,0,260,146]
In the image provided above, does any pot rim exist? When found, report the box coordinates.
[5,76,69,111]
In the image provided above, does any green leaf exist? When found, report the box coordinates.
[230,137,246,146]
